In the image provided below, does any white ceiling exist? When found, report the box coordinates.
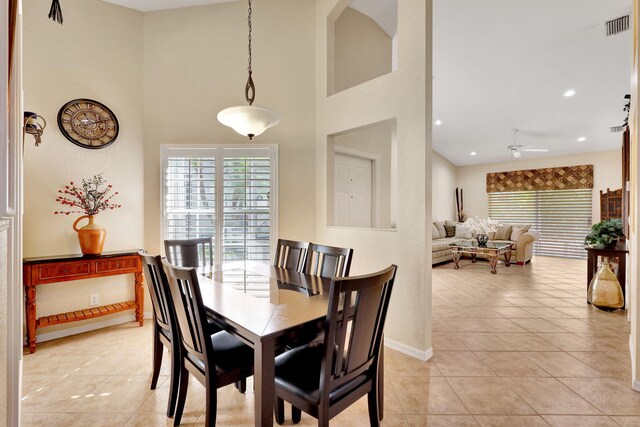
[102,0,235,12]
[433,0,632,166]
[104,0,632,167]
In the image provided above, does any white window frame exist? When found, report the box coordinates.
[160,144,279,268]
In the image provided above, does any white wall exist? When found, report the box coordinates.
[142,0,317,255]
[432,150,457,221]
[316,0,432,358]
[456,150,621,223]
[23,0,144,334]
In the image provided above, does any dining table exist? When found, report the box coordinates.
[197,261,384,427]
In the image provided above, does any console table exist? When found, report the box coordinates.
[23,250,144,353]
[585,242,628,307]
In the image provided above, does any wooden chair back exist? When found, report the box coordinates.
[164,237,214,269]
[274,239,309,271]
[162,260,212,370]
[320,265,397,398]
[141,253,174,333]
[304,243,353,278]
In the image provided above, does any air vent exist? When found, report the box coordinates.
[605,15,630,36]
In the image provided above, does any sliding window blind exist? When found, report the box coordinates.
[488,189,592,259]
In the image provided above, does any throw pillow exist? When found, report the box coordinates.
[494,225,513,241]
[510,225,528,241]
[434,221,447,238]
[431,224,440,239]
[454,224,473,239]
[487,231,496,240]
[444,224,456,237]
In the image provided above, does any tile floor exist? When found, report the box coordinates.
[22,256,640,426]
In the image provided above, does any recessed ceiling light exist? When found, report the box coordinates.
[434,120,442,125]
[470,152,477,156]
[577,136,586,142]
[564,89,576,97]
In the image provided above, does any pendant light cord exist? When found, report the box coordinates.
[245,0,256,105]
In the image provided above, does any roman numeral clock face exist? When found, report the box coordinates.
[57,99,119,149]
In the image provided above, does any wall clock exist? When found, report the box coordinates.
[57,98,119,149]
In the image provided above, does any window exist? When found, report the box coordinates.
[488,189,592,259]
[161,146,278,267]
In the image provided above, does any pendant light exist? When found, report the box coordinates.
[217,0,280,140]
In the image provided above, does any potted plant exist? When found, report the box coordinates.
[584,219,624,249]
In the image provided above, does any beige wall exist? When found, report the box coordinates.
[456,150,622,223]
[332,6,392,94]
[630,0,639,391]
[317,0,432,356]
[432,150,457,221]
[23,0,145,334]
[328,120,395,228]
[0,221,7,423]
[142,0,317,256]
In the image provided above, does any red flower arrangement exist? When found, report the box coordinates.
[54,174,122,216]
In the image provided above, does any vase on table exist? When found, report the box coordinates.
[476,233,489,247]
[73,215,106,255]
[587,263,624,311]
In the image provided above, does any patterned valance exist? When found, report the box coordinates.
[486,165,594,193]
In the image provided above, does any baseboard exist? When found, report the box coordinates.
[384,338,433,361]
[30,310,153,344]
[633,381,640,392]
[630,334,639,392]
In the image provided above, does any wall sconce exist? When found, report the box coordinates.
[24,112,47,147]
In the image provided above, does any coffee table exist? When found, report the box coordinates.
[448,240,515,274]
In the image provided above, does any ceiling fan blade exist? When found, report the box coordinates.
[522,148,549,152]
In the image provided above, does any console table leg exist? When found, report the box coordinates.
[25,284,37,353]
[135,271,144,326]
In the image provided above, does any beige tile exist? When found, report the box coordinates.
[542,415,619,426]
[386,348,442,376]
[432,332,469,351]
[521,352,602,377]
[456,333,514,351]
[474,352,549,377]
[610,416,640,426]
[474,415,549,426]
[446,377,534,415]
[392,376,469,415]
[405,415,479,426]
[21,412,62,427]
[502,377,601,415]
[21,374,112,413]
[125,412,198,426]
[534,333,602,352]
[492,333,559,352]
[52,413,132,427]
[432,351,495,377]
[490,307,539,319]
[69,375,157,414]
[511,318,567,333]
[558,378,640,415]
[567,351,631,378]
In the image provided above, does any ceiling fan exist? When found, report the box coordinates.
[507,129,549,158]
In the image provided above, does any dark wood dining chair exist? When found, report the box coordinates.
[274,239,309,271]
[164,237,214,273]
[162,260,254,427]
[304,243,353,278]
[273,265,397,426]
[141,252,181,418]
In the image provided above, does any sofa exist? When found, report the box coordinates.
[431,220,540,265]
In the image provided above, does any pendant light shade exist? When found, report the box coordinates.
[218,0,279,139]
[217,105,280,140]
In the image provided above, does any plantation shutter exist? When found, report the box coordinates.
[162,146,277,268]
[488,189,592,259]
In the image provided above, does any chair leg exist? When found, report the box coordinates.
[234,379,246,394]
[292,406,301,424]
[166,344,180,417]
[150,327,163,390]
[205,375,217,427]
[367,387,380,427]
[274,397,285,425]
[173,365,189,427]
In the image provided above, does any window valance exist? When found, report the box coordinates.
[486,164,594,193]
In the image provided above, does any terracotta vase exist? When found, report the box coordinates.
[587,263,624,311]
[73,215,106,255]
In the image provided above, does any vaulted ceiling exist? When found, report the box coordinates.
[105,0,632,166]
